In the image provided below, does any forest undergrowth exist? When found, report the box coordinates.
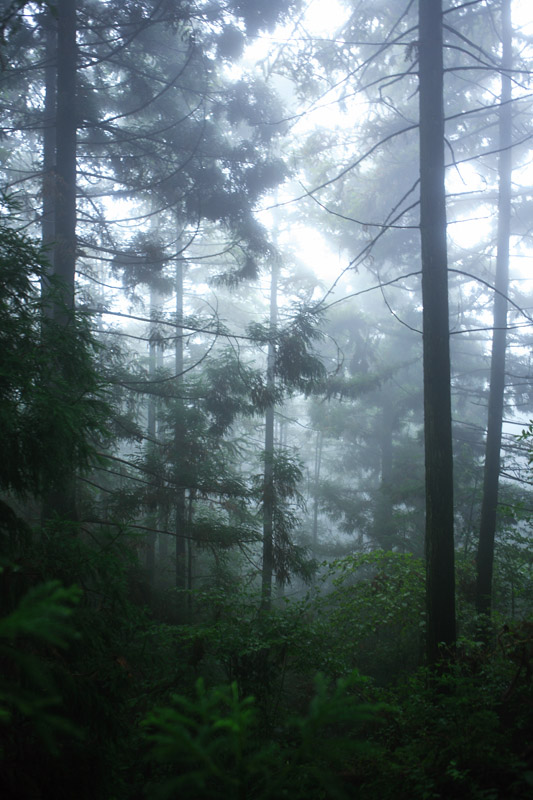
[2,518,533,800]
[0,201,533,800]
[2,1,533,796]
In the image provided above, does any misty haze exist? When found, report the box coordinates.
[1,1,533,798]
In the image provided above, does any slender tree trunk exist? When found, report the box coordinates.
[374,388,395,549]
[418,0,456,665]
[261,257,279,610]
[52,0,76,307]
[175,256,187,590]
[157,332,169,565]
[187,489,195,622]
[41,1,77,523]
[39,14,56,516]
[312,430,323,552]
[157,289,168,564]
[145,287,160,584]
[159,508,169,561]
[41,11,56,256]
[476,0,513,617]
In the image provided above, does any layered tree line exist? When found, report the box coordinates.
[2,1,533,798]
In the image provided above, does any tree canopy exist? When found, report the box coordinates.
[2,1,533,797]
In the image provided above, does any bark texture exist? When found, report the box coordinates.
[261,257,279,610]
[476,0,513,617]
[419,0,456,664]
[42,11,56,254]
[52,0,77,305]
[175,257,187,590]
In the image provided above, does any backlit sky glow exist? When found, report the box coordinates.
[246,1,533,301]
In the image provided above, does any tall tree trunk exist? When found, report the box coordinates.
[41,0,77,523]
[374,388,395,549]
[418,0,456,665]
[52,0,76,307]
[312,429,323,553]
[261,257,279,611]
[156,336,170,564]
[175,256,187,590]
[476,0,513,617]
[41,11,56,256]
[187,489,195,622]
[145,287,160,584]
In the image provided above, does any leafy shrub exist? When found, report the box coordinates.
[0,578,84,798]
[0,579,81,738]
[143,671,383,800]
[356,660,533,800]
[311,550,425,681]
[0,194,109,499]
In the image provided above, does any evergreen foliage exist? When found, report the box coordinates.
[1,0,533,797]
[0,197,108,497]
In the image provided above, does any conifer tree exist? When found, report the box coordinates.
[476,0,513,618]
[419,0,456,664]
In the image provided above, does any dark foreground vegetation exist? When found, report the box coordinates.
[1,210,532,799]
[3,488,533,800]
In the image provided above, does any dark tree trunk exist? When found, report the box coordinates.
[157,337,169,563]
[145,287,159,584]
[41,11,56,256]
[374,388,395,549]
[261,257,279,611]
[418,0,456,665]
[187,489,195,622]
[312,430,322,553]
[41,1,77,523]
[476,0,513,617]
[52,0,77,307]
[175,257,187,591]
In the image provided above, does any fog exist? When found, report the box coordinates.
[2,2,533,796]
